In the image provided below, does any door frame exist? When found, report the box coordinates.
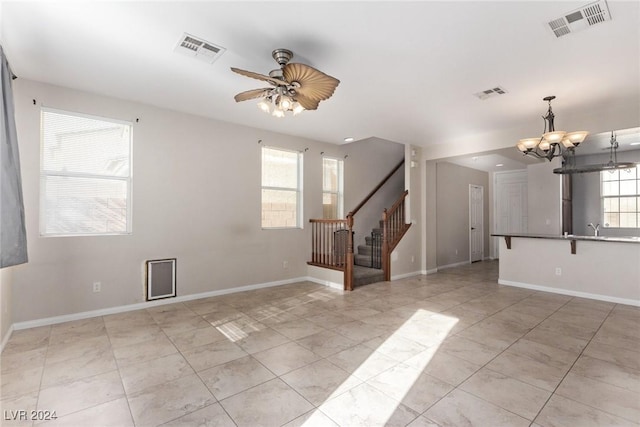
[469,184,484,263]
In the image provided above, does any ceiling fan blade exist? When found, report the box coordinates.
[294,94,320,111]
[234,88,273,102]
[282,63,340,101]
[230,67,287,86]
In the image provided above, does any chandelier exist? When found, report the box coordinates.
[516,96,588,161]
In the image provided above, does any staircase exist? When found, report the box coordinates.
[353,223,384,286]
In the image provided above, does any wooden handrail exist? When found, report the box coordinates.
[387,190,409,214]
[348,159,404,218]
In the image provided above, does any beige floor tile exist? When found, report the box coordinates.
[437,335,502,365]
[337,320,393,344]
[127,373,215,427]
[460,368,551,420]
[270,318,326,340]
[181,340,247,372]
[220,378,313,427]
[2,326,51,355]
[296,330,357,357]
[282,410,340,427]
[234,328,290,354]
[571,355,640,393]
[213,314,267,341]
[306,312,354,329]
[37,371,124,417]
[1,346,47,375]
[591,328,640,353]
[404,350,481,386]
[327,344,399,381]
[49,318,107,346]
[161,402,236,427]
[534,394,634,427]
[406,415,444,427]
[486,349,569,391]
[281,359,362,406]
[535,318,599,341]
[423,389,530,427]
[106,324,166,348]
[253,342,320,376]
[363,333,427,362]
[0,391,38,427]
[34,397,133,427]
[120,352,194,395]
[198,355,275,400]
[46,335,112,364]
[1,366,43,400]
[319,382,420,427]
[112,334,178,367]
[367,363,453,413]
[41,345,117,388]
[158,315,213,337]
[555,372,640,423]
[507,338,579,370]
[168,325,229,352]
[583,339,640,371]
[523,327,589,354]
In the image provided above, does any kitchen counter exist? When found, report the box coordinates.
[494,233,640,306]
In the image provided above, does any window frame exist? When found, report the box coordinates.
[40,107,133,237]
[600,165,640,229]
[322,156,344,219]
[260,146,303,229]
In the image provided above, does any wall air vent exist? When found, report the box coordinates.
[473,86,508,100]
[174,33,226,64]
[547,0,611,38]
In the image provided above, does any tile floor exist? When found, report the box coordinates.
[1,261,639,426]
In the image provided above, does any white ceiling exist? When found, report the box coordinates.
[2,1,639,151]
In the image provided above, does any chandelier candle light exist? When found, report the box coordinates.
[517,96,588,161]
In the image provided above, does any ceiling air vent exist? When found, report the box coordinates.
[473,86,508,100]
[547,0,611,38]
[174,33,226,64]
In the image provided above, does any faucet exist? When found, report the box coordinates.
[587,223,600,236]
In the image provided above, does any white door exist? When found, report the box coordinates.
[469,185,483,262]
[494,171,528,259]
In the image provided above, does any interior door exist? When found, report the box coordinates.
[469,185,483,262]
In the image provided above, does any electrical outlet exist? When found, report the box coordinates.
[283,261,288,269]
[93,281,101,293]
[555,268,562,276]
[411,255,415,263]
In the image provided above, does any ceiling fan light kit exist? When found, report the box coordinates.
[231,48,340,117]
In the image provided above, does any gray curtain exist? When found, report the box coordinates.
[1,45,28,268]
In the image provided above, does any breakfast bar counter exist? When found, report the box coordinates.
[492,233,640,306]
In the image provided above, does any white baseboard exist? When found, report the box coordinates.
[499,279,640,307]
[305,276,343,290]
[12,276,309,331]
[424,268,438,275]
[391,271,424,280]
[1,324,14,353]
[437,260,470,270]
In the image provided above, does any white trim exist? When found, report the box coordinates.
[437,260,469,270]
[499,279,640,307]
[469,184,484,263]
[391,270,424,280]
[304,276,344,290]
[1,324,14,353]
[424,268,439,275]
[12,276,309,331]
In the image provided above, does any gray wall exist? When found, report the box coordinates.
[10,80,410,323]
[436,162,490,267]
[572,149,640,237]
[342,138,405,248]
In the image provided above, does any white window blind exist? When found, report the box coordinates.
[261,146,302,228]
[40,109,132,236]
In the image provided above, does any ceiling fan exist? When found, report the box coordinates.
[231,48,340,117]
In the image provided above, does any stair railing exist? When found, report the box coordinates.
[309,159,405,291]
[382,189,411,280]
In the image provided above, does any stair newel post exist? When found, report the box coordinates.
[382,208,391,281]
[344,213,354,291]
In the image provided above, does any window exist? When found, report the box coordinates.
[40,109,132,236]
[322,157,344,219]
[601,165,640,228]
[261,146,302,228]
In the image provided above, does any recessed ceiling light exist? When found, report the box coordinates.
[630,142,640,146]
[496,163,504,167]
[344,137,354,143]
